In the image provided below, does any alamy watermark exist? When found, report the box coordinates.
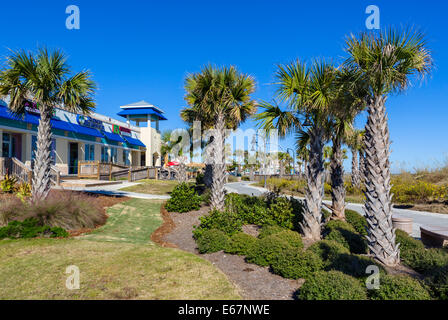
[66,5,80,30]
[365,5,380,30]
[65,265,80,290]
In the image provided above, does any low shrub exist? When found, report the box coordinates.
[297,271,367,300]
[196,229,230,254]
[0,174,17,193]
[429,265,448,300]
[345,210,367,236]
[225,232,257,256]
[241,176,250,181]
[392,180,448,204]
[395,229,424,254]
[369,275,431,300]
[200,188,211,205]
[328,253,385,278]
[272,230,304,249]
[0,195,24,226]
[246,235,290,267]
[193,209,243,239]
[308,240,350,267]
[29,192,106,230]
[324,220,368,254]
[271,248,323,279]
[267,197,294,229]
[0,218,69,239]
[165,183,201,213]
[401,247,448,275]
[16,182,32,202]
[258,225,285,239]
[224,193,270,225]
[1,192,106,230]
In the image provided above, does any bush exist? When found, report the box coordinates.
[16,182,32,202]
[224,193,270,225]
[328,253,385,278]
[258,225,285,239]
[429,265,448,300]
[369,275,431,300]
[395,229,424,254]
[1,192,106,230]
[308,240,350,267]
[241,176,250,181]
[225,232,258,256]
[345,210,367,236]
[267,197,294,229]
[246,235,290,267]
[401,247,448,274]
[193,209,243,239]
[0,218,69,239]
[392,180,448,204]
[196,229,230,253]
[272,230,304,249]
[0,174,17,193]
[29,192,106,230]
[165,183,202,213]
[297,271,367,300]
[324,220,368,254]
[271,248,323,279]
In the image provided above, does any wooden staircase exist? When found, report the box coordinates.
[0,157,61,186]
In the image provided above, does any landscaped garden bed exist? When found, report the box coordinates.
[159,182,448,300]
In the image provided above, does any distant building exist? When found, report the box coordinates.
[0,99,167,174]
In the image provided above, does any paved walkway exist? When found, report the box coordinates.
[53,180,448,238]
[225,181,448,238]
[52,181,170,200]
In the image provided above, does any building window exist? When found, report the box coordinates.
[101,146,109,163]
[2,133,11,157]
[110,147,118,164]
[31,135,56,165]
[123,149,130,166]
[85,144,95,161]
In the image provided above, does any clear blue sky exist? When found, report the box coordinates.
[1,0,447,172]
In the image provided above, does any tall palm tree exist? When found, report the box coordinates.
[346,129,365,188]
[256,60,336,242]
[345,28,432,266]
[327,66,368,220]
[182,65,256,210]
[0,48,96,202]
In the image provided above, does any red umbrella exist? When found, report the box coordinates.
[167,161,179,167]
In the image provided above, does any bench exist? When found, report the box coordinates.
[420,226,448,247]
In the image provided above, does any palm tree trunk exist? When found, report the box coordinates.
[32,105,52,202]
[364,96,400,267]
[351,148,361,188]
[203,136,214,188]
[330,136,345,220]
[359,149,366,184]
[300,126,324,242]
[210,112,226,210]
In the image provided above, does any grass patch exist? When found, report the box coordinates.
[0,199,240,300]
[119,179,178,195]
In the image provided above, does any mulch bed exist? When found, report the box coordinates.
[155,204,303,300]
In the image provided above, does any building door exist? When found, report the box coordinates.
[68,142,78,174]
[140,152,146,167]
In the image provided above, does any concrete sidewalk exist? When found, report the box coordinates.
[225,181,448,238]
[52,181,170,200]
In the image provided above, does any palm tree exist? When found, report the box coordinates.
[345,28,432,266]
[182,65,256,210]
[346,129,365,188]
[256,60,336,242]
[278,151,292,177]
[327,66,368,220]
[0,48,96,202]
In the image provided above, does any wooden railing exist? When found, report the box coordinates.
[78,161,159,182]
[0,157,32,184]
[50,166,61,186]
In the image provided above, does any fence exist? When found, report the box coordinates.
[253,174,304,182]
[78,161,159,182]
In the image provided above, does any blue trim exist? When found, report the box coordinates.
[117,107,167,120]
[123,135,146,147]
[101,131,126,143]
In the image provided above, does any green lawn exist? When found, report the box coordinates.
[119,179,178,195]
[0,199,240,300]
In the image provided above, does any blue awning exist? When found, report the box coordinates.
[0,106,103,138]
[123,135,146,147]
[117,107,167,120]
[101,131,126,143]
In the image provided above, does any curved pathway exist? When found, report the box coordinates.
[226,181,448,238]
